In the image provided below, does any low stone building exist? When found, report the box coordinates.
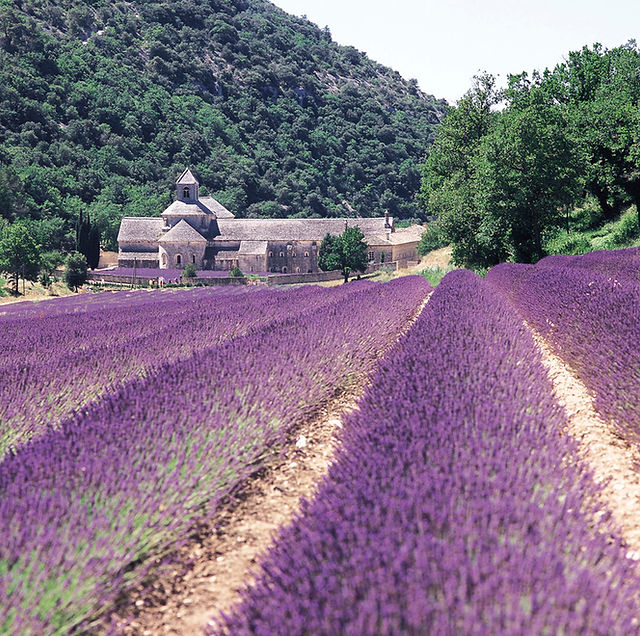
[118,169,422,273]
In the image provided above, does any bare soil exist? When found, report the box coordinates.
[528,323,640,558]
[108,394,360,635]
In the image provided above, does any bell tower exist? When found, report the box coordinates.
[176,168,199,202]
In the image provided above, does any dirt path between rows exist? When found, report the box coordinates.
[528,323,640,559]
[106,293,431,635]
[109,393,360,635]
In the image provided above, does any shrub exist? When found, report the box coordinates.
[419,265,453,286]
[229,266,244,278]
[552,234,592,256]
[608,209,640,247]
[181,263,197,278]
[64,252,87,292]
[417,218,447,256]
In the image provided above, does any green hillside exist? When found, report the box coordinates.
[0,0,446,250]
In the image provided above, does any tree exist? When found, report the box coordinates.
[318,226,368,283]
[64,251,87,292]
[476,90,584,263]
[418,74,503,269]
[76,211,101,269]
[87,226,101,269]
[318,232,342,272]
[0,222,41,294]
[182,263,197,278]
[417,219,447,256]
[39,249,64,288]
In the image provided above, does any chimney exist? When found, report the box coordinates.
[344,219,348,232]
[384,209,391,229]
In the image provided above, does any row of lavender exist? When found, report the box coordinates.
[0,276,430,634]
[537,246,640,279]
[0,283,370,455]
[217,270,640,634]
[92,267,238,280]
[487,256,640,443]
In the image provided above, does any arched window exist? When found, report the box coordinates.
[279,251,284,258]
[304,251,309,257]
[176,254,182,265]
[268,251,273,257]
[182,186,190,199]
[295,267,300,273]
[161,253,167,266]
[191,254,196,264]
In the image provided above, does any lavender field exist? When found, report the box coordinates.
[0,283,379,455]
[0,277,429,633]
[4,247,640,635]
[217,269,640,634]
[487,255,640,444]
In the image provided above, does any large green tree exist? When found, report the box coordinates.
[419,42,640,267]
[476,97,584,263]
[0,222,41,294]
[318,226,368,283]
[559,42,640,218]
[419,74,503,268]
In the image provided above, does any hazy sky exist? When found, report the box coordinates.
[271,0,639,104]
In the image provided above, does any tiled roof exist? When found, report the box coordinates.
[215,218,392,242]
[117,217,164,243]
[176,168,199,185]
[368,226,423,246]
[238,240,268,255]
[199,197,235,218]
[159,220,207,243]
[116,250,160,260]
[161,198,235,218]
[216,251,240,259]
[366,234,392,246]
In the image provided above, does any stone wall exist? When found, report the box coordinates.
[159,242,206,269]
[266,240,319,273]
[265,269,342,285]
[118,255,159,268]
[366,245,393,266]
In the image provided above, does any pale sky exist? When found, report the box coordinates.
[271,0,639,104]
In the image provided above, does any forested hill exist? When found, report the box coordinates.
[0,0,446,250]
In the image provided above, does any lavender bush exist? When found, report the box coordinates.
[487,256,640,443]
[217,270,640,634]
[0,276,430,634]
[537,246,640,280]
[0,283,376,454]
[92,267,248,280]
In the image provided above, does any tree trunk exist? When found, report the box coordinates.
[592,184,618,220]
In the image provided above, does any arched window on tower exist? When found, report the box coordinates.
[182,186,190,199]
[176,254,182,265]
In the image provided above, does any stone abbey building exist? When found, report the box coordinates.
[117,169,422,274]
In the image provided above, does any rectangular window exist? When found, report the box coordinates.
[368,251,374,262]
